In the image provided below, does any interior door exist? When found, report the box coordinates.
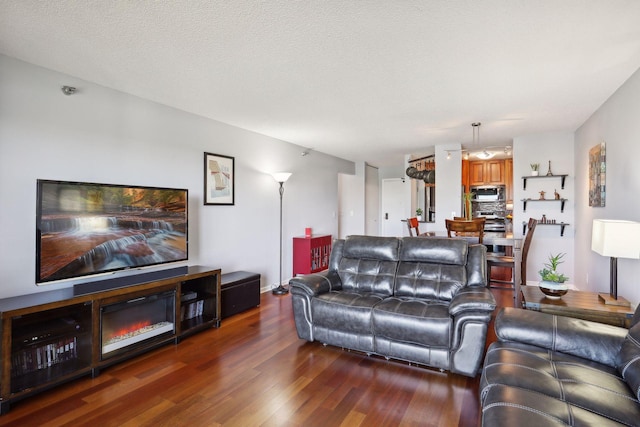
[381,178,406,236]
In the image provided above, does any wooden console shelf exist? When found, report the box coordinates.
[0,265,220,414]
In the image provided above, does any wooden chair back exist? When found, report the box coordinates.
[520,217,538,285]
[445,218,485,244]
[407,217,421,237]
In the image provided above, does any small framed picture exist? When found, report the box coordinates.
[588,142,605,207]
[204,152,234,205]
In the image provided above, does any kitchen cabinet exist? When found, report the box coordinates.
[469,160,505,186]
[461,160,470,193]
[504,159,513,202]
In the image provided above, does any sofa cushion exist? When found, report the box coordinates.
[342,235,400,261]
[338,258,398,296]
[312,291,384,335]
[399,237,468,265]
[372,297,450,347]
[481,341,640,425]
[394,262,466,301]
[617,321,640,401]
[482,384,630,427]
[394,237,468,300]
[337,235,400,296]
[495,307,627,367]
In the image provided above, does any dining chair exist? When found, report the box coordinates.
[486,217,537,289]
[407,217,425,236]
[445,218,486,244]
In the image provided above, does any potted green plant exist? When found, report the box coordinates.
[538,253,569,299]
[415,208,423,221]
[530,163,540,176]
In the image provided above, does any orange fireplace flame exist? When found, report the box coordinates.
[109,320,152,340]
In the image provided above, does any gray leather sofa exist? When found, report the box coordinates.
[480,306,640,426]
[289,235,496,377]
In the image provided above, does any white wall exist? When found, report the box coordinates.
[434,144,462,232]
[574,67,640,306]
[364,163,380,235]
[512,132,575,287]
[378,161,411,236]
[338,162,366,238]
[0,55,354,298]
[338,162,381,238]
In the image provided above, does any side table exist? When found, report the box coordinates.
[521,285,635,328]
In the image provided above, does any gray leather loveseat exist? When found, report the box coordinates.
[480,306,640,426]
[289,235,496,377]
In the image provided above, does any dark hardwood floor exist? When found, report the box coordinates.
[0,286,515,427]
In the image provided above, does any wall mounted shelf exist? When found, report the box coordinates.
[521,198,567,213]
[523,221,570,236]
[521,174,568,190]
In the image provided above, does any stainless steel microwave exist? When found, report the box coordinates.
[470,185,505,201]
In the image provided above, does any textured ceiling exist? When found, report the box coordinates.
[2,1,640,166]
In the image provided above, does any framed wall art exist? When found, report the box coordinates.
[588,142,606,207]
[204,152,234,205]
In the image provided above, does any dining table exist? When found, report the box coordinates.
[426,231,524,306]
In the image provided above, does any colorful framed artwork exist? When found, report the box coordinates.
[588,142,606,207]
[204,152,234,205]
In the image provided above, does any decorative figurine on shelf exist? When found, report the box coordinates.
[554,189,560,200]
[541,214,547,223]
[546,160,553,176]
[539,190,546,200]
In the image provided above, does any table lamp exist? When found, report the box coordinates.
[591,219,640,306]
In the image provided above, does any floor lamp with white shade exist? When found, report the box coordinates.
[272,172,292,295]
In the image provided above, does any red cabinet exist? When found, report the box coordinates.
[293,235,332,276]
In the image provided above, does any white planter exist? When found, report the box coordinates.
[531,170,539,176]
[538,280,568,299]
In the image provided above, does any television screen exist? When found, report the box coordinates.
[36,180,188,283]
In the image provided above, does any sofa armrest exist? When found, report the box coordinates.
[289,270,341,297]
[495,307,628,367]
[449,286,496,316]
[466,244,488,287]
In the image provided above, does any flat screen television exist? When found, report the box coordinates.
[36,179,188,284]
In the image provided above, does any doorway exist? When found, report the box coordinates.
[381,178,407,237]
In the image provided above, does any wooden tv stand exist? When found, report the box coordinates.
[0,265,220,414]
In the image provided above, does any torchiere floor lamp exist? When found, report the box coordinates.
[272,172,292,295]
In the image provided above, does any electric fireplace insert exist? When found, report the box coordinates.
[100,290,175,359]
